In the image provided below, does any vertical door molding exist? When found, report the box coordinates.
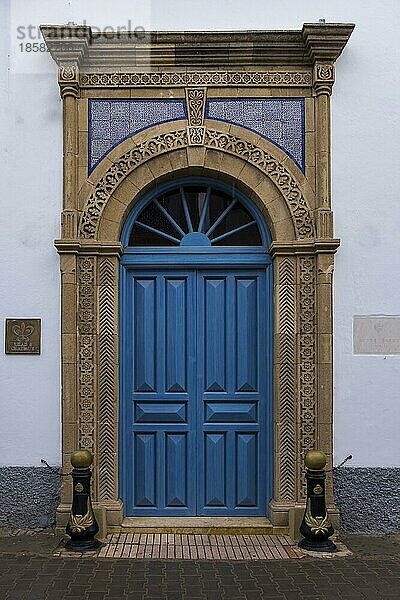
[297,255,318,500]
[77,256,98,494]
[273,255,297,507]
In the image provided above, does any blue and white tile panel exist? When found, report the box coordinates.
[88,99,187,173]
[206,98,305,172]
[88,97,304,174]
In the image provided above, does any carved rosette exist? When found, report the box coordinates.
[298,256,317,499]
[77,256,97,494]
[59,65,79,98]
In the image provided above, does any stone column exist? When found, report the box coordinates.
[313,62,335,238]
[59,65,79,238]
[312,63,338,518]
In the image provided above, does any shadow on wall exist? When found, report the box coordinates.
[334,467,400,533]
[0,467,61,528]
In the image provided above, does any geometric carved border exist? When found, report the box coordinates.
[298,255,317,499]
[80,71,313,88]
[276,256,297,501]
[79,128,314,240]
[98,257,119,502]
[77,256,97,493]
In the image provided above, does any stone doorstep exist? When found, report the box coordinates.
[55,532,305,560]
[110,516,289,535]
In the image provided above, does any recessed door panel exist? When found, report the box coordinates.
[134,433,157,507]
[236,433,258,507]
[165,278,187,393]
[166,433,188,507]
[236,277,258,392]
[204,278,226,392]
[204,433,226,506]
[133,279,157,393]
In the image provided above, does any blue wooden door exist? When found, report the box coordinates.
[123,268,270,516]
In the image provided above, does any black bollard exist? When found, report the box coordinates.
[65,450,101,552]
[298,450,336,552]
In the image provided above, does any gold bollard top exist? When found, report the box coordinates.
[71,449,93,469]
[305,450,326,470]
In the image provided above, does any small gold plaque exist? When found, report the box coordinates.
[5,319,41,355]
[75,483,84,492]
[313,484,323,495]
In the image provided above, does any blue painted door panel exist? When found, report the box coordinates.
[197,270,268,515]
[122,268,271,516]
[125,271,197,515]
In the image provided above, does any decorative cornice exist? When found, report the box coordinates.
[302,23,355,62]
[40,25,91,65]
[41,23,354,72]
[269,240,340,257]
[55,239,123,256]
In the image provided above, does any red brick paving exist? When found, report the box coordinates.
[56,532,305,560]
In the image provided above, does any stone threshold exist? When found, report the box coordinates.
[55,532,303,560]
[109,517,289,535]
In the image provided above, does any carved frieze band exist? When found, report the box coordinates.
[98,257,118,502]
[276,257,297,501]
[185,87,206,145]
[77,256,97,495]
[79,128,314,240]
[80,71,312,88]
[298,256,317,499]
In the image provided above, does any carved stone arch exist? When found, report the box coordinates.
[78,120,316,244]
[67,121,327,530]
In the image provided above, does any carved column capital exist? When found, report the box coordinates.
[313,62,335,96]
[58,64,80,98]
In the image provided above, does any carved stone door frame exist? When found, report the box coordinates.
[42,23,354,529]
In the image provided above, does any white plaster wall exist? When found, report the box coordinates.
[0,0,399,467]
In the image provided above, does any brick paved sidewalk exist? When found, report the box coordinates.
[1,554,400,600]
[1,530,400,599]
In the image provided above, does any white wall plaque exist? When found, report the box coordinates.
[353,316,400,355]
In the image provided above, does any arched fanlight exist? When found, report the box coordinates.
[128,184,263,247]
